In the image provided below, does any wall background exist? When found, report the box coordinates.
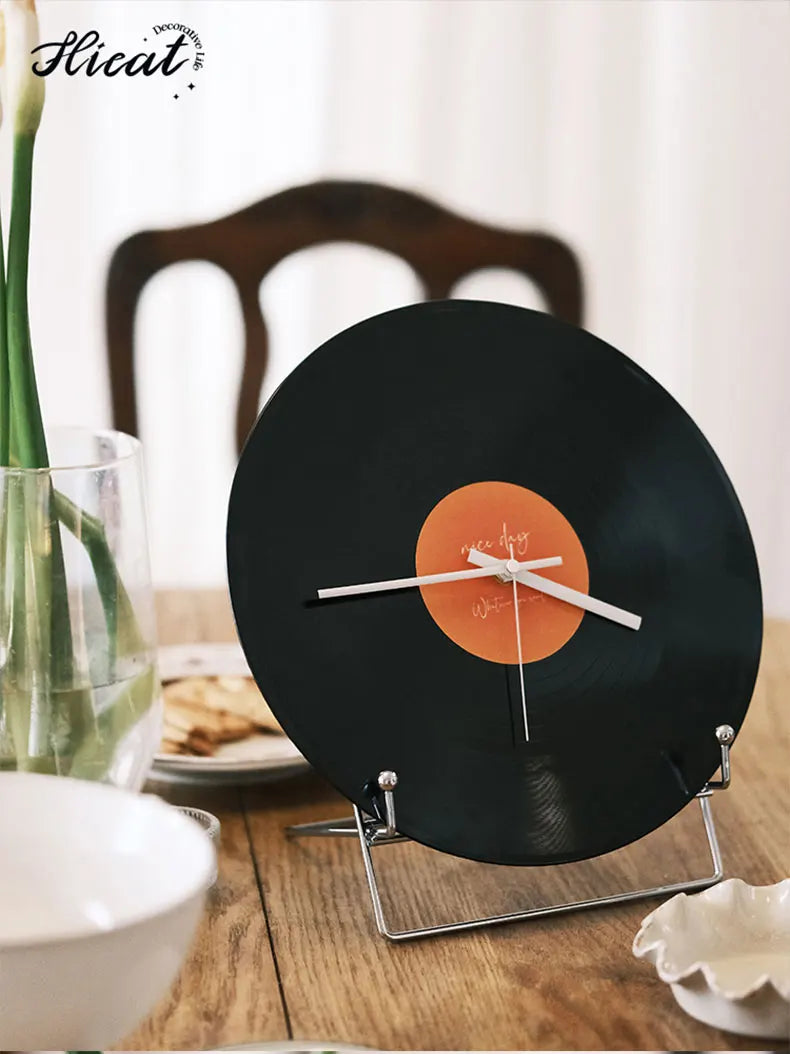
[12,0,790,612]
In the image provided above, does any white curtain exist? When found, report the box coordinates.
[19,0,790,612]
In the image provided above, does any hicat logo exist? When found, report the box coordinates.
[31,22,205,99]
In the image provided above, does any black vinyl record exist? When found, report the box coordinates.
[226,301,762,866]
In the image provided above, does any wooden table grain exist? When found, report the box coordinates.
[121,590,790,1051]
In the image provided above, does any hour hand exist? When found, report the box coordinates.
[467,549,641,630]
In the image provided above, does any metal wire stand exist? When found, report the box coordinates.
[287,724,734,942]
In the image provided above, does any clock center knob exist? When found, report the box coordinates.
[505,557,520,577]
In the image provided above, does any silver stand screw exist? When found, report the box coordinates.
[378,770,398,836]
[716,724,735,745]
[712,724,734,789]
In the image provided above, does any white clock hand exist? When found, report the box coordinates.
[467,549,642,631]
[508,544,529,742]
[317,555,563,600]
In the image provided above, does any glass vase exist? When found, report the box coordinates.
[0,427,161,789]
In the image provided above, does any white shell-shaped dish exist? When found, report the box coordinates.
[633,878,790,1039]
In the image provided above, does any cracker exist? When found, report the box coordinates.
[205,676,283,734]
[165,698,254,743]
[159,672,283,756]
[162,718,215,756]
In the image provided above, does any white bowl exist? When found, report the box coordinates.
[0,771,215,1049]
[633,878,790,1039]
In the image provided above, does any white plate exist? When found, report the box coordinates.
[157,641,254,681]
[149,642,309,785]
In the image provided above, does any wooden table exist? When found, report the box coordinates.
[122,591,790,1051]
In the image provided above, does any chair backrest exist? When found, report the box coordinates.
[106,180,584,454]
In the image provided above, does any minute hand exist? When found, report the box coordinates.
[467,549,642,631]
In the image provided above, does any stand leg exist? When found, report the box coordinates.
[287,817,358,838]
[288,730,731,942]
[354,795,724,942]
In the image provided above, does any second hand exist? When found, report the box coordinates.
[510,544,529,742]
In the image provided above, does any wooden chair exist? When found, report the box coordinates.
[106,180,584,454]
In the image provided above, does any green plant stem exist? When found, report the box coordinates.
[53,489,146,658]
[0,205,10,753]
[6,134,72,673]
[0,216,9,467]
[2,459,146,658]
[68,663,157,780]
[4,131,76,760]
[7,134,46,469]
[6,131,72,673]
[4,476,31,765]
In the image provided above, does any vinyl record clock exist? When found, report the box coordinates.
[226,300,762,871]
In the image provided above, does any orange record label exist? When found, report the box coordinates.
[414,481,589,664]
